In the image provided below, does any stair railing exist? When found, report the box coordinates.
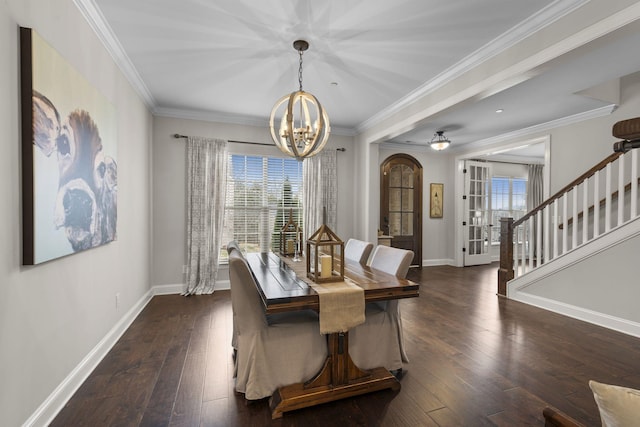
[498,149,639,296]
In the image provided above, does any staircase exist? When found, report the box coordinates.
[498,119,640,337]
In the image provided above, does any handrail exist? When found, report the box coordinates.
[513,152,622,228]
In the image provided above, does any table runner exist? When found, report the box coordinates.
[279,255,365,334]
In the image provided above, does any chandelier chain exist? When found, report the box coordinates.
[298,49,304,92]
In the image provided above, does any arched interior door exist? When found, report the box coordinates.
[380,154,422,268]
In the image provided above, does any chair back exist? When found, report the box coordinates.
[228,250,267,332]
[369,245,414,279]
[226,240,241,254]
[344,238,374,265]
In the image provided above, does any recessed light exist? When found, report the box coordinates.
[495,109,504,113]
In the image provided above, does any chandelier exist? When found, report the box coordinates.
[269,40,330,160]
[430,130,451,151]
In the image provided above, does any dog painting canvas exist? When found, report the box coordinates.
[21,27,117,265]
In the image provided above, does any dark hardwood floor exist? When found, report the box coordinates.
[51,263,640,426]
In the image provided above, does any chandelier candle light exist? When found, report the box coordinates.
[269,40,330,160]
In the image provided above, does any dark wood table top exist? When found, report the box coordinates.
[246,252,420,314]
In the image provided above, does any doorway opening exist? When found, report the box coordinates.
[454,136,550,267]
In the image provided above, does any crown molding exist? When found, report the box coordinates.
[74,0,155,108]
[356,0,590,133]
[154,107,269,128]
[153,107,356,137]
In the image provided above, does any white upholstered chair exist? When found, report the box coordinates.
[368,245,413,280]
[228,248,328,400]
[226,240,242,351]
[349,245,414,371]
[344,238,374,265]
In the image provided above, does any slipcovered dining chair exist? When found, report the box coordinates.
[368,245,413,280]
[344,238,374,265]
[228,248,328,400]
[349,245,414,371]
[226,241,242,352]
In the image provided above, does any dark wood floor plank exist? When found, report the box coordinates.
[200,398,230,427]
[169,350,206,427]
[50,263,640,426]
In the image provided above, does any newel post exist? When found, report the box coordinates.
[498,217,514,296]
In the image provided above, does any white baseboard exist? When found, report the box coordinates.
[215,279,230,291]
[511,292,640,338]
[152,280,229,294]
[152,283,185,295]
[423,258,456,267]
[24,289,154,427]
[24,279,232,426]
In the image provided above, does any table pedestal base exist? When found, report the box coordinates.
[269,332,401,419]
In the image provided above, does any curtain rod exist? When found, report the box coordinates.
[173,133,346,151]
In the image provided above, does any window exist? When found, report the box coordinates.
[491,176,527,243]
[220,154,303,262]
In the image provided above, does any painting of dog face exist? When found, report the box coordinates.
[21,28,117,264]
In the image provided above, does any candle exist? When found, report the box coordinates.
[320,254,332,278]
[286,239,294,254]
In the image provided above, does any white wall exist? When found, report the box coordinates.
[151,116,355,288]
[510,223,640,337]
[548,232,640,319]
[0,1,152,425]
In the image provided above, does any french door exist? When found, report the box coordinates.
[463,161,492,266]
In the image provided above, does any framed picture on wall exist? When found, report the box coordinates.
[430,183,443,218]
[20,27,118,265]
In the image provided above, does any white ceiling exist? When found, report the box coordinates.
[83,0,640,158]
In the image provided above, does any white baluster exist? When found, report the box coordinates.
[583,178,588,246]
[513,227,519,278]
[618,155,625,226]
[553,200,559,259]
[521,221,526,273]
[536,211,542,268]
[562,194,568,255]
[605,163,612,232]
[572,186,578,250]
[632,150,638,219]
[594,170,600,238]
[529,217,534,270]
[543,206,550,263]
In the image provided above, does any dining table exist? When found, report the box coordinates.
[245,251,420,419]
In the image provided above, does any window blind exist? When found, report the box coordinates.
[220,154,303,261]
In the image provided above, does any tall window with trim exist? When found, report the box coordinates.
[220,154,303,261]
[491,176,527,243]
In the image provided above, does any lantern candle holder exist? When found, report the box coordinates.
[306,223,344,283]
[279,209,302,256]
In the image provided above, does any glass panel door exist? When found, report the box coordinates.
[464,161,492,266]
[380,154,422,268]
